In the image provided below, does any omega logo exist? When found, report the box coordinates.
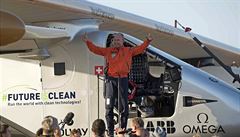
[183,113,225,134]
[197,113,209,124]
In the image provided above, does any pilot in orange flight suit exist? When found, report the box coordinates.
[82,32,152,136]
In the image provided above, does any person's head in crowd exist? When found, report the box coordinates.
[36,116,61,137]
[47,116,61,137]
[131,117,144,130]
[70,129,81,137]
[0,124,11,137]
[130,117,149,137]
[36,116,54,137]
[192,133,201,137]
[91,119,106,137]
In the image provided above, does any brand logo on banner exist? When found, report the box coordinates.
[1,86,81,107]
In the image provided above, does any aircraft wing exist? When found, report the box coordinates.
[24,25,69,39]
[0,0,239,66]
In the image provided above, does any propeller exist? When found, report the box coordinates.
[0,10,25,46]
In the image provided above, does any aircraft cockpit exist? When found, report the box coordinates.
[106,33,182,118]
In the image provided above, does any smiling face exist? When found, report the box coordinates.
[111,33,124,48]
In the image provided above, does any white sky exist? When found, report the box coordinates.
[88,0,240,49]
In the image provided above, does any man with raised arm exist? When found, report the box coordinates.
[82,32,152,136]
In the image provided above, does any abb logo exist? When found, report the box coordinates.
[146,121,176,134]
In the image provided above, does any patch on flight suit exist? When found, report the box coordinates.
[111,52,116,58]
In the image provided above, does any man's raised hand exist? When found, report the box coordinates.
[146,33,153,41]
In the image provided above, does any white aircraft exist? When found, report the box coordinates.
[0,0,239,137]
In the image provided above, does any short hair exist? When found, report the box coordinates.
[42,116,59,130]
[42,116,54,131]
[0,124,9,134]
[131,117,144,129]
[113,33,124,38]
[71,129,80,134]
[91,119,106,136]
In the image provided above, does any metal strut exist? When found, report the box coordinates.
[117,76,121,128]
[175,20,240,83]
[191,37,240,83]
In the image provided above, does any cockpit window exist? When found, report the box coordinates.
[105,34,182,118]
